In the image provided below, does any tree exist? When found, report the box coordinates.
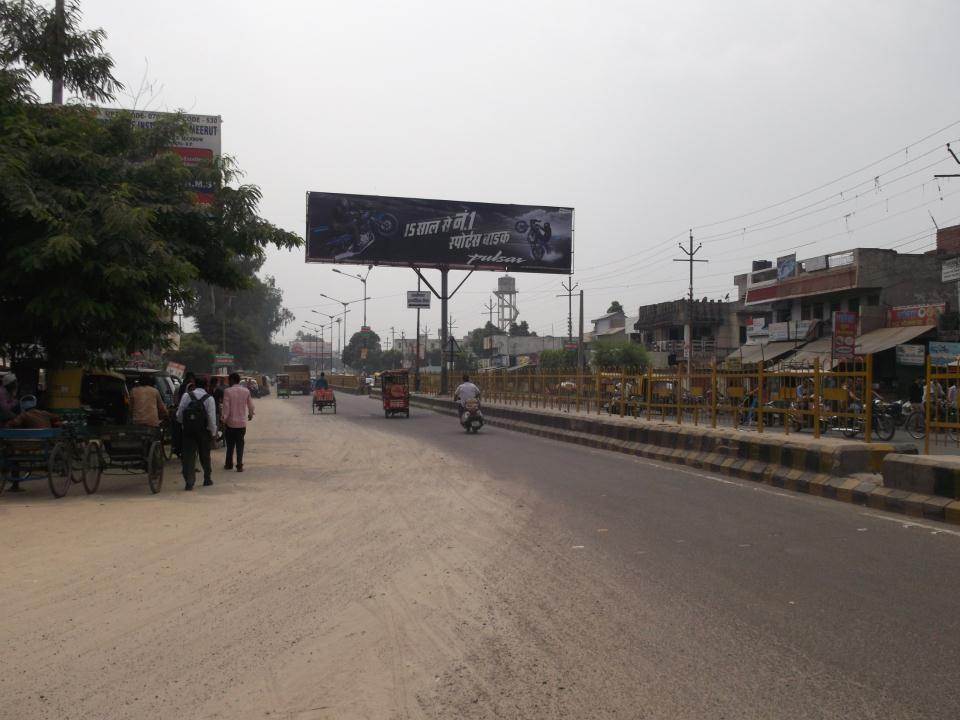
[591,340,649,371]
[342,329,381,369]
[0,0,121,103]
[377,349,402,371]
[607,301,624,314]
[540,348,578,370]
[167,332,215,375]
[509,320,535,337]
[0,6,301,368]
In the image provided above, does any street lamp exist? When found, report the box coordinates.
[319,293,368,370]
[304,320,324,373]
[312,311,337,371]
[332,266,372,327]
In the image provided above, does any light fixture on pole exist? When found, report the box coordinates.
[312,311,337,371]
[319,293,368,370]
[304,320,324,373]
[332,266,372,327]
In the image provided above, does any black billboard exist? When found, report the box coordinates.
[306,192,574,273]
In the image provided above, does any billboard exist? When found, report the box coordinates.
[290,341,331,359]
[776,254,797,281]
[407,291,431,309]
[832,311,858,359]
[306,192,574,273]
[887,303,945,327]
[98,109,222,203]
[895,344,925,366]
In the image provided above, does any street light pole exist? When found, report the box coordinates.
[332,266,372,327]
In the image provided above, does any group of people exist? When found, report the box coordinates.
[162,372,256,491]
[0,373,60,430]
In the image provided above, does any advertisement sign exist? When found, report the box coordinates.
[895,344,926,366]
[290,341,330,359]
[306,192,574,273]
[516,353,539,367]
[165,361,186,379]
[777,254,798,281]
[768,320,813,342]
[832,311,858,359]
[213,353,234,366]
[943,258,960,283]
[407,291,431,309]
[929,342,960,366]
[887,303,945,327]
[98,109,221,203]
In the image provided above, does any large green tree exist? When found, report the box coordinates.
[0,2,300,367]
[591,340,649,371]
[342,329,381,370]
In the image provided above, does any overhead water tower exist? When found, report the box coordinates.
[494,275,519,332]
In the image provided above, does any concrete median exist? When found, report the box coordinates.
[409,394,960,525]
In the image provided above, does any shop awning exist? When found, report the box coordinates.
[854,325,935,355]
[780,337,834,367]
[725,341,800,365]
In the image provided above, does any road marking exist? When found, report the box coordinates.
[632,458,800,500]
[572,545,585,549]
[860,512,960,538]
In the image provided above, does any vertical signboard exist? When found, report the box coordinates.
[832,311,858,360]
[777,253,798,281]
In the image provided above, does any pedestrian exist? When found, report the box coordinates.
[221,372,254,472]
[0,372,19,424]
[175,376,217,490]
[172,372,196,457]
[130,375,168,430]
[908,377,924,405]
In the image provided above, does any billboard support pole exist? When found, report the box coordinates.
[440,268,449,395]
[578,289,585,371]
[415,275,422,392]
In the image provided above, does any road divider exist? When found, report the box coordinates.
[409,395,960,525]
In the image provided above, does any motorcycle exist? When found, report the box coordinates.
[514,219,551,261]
[460,398,484,434]
[313,209,400,256]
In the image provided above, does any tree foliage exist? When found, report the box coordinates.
[167,332,215,375]
[0,3,301,368]
[465,321,500,355]
[540,348,578,370]
[509,320,535,337]
[591,340,649,371]
[607,300,624,314]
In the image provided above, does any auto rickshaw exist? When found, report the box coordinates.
[381,369,410,418]
[276,373,291,399]
[47,367,130,425]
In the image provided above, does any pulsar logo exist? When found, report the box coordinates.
[466,250,526,265]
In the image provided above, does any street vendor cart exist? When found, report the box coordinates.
[381,369,410,418]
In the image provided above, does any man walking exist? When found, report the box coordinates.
[222,372,254,472]
[176,376,217,490]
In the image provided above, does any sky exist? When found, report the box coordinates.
[58,0,960,346]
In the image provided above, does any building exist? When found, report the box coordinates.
[633,299,739,367]
[480,334,566,369]
[394,335,442,369]
[727,238,960,390]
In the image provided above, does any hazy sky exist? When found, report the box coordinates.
[68,0,960,345]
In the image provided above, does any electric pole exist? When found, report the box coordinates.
[673,230,708,388]
[557,277,579,343]
[482,296,495,327]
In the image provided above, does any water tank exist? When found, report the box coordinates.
[498,276,516,293]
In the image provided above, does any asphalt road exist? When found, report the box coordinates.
[337,392,960,719]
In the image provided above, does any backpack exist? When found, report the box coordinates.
[182,390,209,435]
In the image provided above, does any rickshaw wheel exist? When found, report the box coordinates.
[161,423,174,460]
[0,471,7,495]
[48,441,72,498]
[147,441,164,494]
[333,402,337,414]
[82,442,103,494]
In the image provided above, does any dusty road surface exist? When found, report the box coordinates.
[2,392,960,719]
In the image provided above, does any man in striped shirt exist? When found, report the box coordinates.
[222,372,255,472]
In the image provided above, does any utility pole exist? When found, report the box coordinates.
[415,277,422,391]
[389,326,396,351]
[577,289,585,371]
[52,0,65,105]
[557,276,579,343]
[673,230,708,389]
[482,296,495,327]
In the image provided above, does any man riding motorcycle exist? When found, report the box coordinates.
[454,374,481,420]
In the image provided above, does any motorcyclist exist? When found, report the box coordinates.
[331,197,361,251]
[454,373,481,421]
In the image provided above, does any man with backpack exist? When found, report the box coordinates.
[175,376,217,490]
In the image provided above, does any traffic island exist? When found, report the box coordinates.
[408,394,960,525]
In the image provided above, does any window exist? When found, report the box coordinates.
[830,301,841,314]
[848,298,860,313]
[801,305,812,321]
[813,304,824,320]
[867,294,880,307]
[776,309,791,323]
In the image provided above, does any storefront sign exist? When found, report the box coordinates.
[887,303,945,327]
[943,258,960,283]
[767,320,813,342]
[213,353,234,366]
[929,342,960,366]
[895,344,925,366]
[165,361,186,379]
[832,311,858,359]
